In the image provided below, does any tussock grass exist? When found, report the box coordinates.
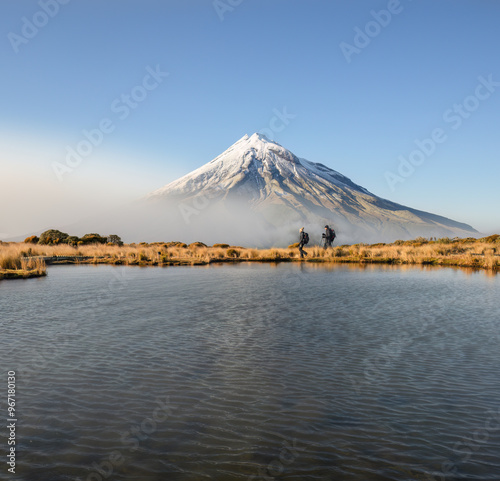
[0,243,47,279]
[1,236,499,274]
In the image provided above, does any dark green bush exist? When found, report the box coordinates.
[67,236,80,246]
[39,229,69,245]
[108,235,124,246]
[80,233,107,245]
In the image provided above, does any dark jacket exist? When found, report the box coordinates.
[324,228,335,241]
[299,231,307,245]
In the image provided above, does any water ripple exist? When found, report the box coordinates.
[1,264,500,480]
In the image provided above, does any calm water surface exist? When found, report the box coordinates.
[1,263,500,481]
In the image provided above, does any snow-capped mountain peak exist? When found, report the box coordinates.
[145,133,477,243]
[147,133,363,199]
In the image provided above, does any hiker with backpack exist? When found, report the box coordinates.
[299,227,309,258]
[322,225,336,249]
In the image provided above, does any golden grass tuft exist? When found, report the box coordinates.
[0,243,47,279]
[1,236,499,276]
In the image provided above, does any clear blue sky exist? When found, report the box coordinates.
[1,0,499,237]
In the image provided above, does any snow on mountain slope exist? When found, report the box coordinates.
[148,133,369,199]
[144,133,477,245]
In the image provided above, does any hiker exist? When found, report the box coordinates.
[299,227,309,258]
[322,225,336,249]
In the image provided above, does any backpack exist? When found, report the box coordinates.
[303,232,309,245]
[329,228,336,241]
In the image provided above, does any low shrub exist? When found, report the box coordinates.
[414,236,429,244]
[108,235,123,246]
[481,234,500,243]
[80,233,107,245]
[437,237,452,244]
[39,229,69,245]
[189,242,207,248]
[67,236,80,246]
[165,242,187,248]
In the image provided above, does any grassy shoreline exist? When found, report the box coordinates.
[0,269,48,280]
[0,250,47,280]
[1,235,499,279]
